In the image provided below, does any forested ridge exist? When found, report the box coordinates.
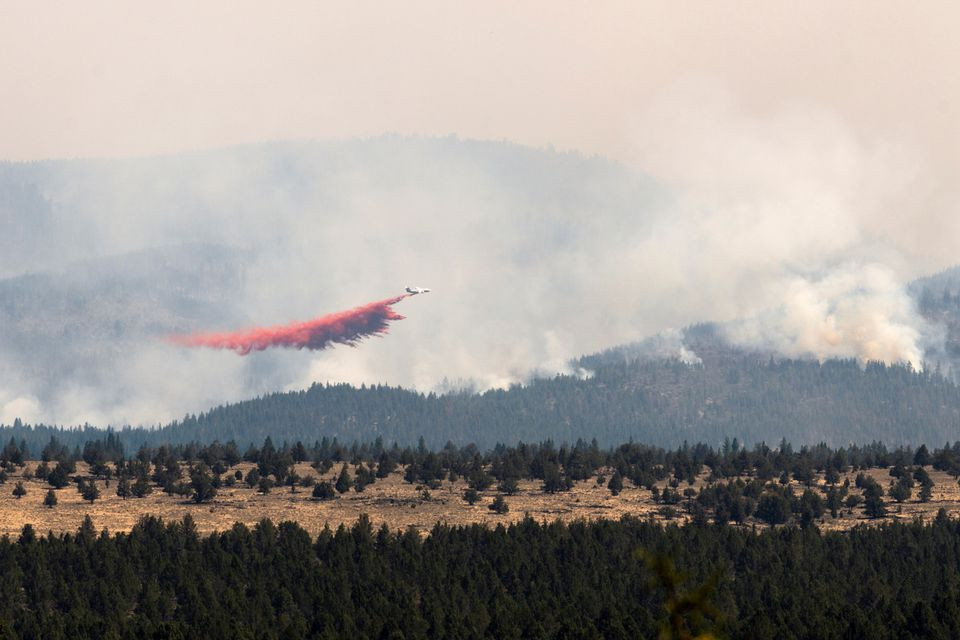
[3,352,959,452]
[2,259,959,453]
[3,513,960,639]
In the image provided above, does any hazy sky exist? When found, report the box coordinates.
[3,2,958,167]
[2,2,959,425]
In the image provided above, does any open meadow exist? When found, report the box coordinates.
[2,461,959,537]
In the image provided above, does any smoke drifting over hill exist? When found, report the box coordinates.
[0,93,954,426]
[624,82,945,371]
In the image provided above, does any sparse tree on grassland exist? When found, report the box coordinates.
[312,481,335,500]
[116,476,131,499]
[890,477,911,503]
[81,481,101,503]
[489,494,509,514]
[498,477,519,495]
[257,477,273,494]
[335,464,352,494]
[132,476,153,498]
[47,463,70,489]
[826,488,843,517]
[190,465,217,504]
[608,470,624,496]
[863,482,886,519]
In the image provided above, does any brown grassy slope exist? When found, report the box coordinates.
[1,462,958,537]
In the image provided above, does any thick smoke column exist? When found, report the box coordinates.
[170,294,410,355]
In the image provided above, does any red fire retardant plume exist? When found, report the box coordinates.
[169,294,410,355]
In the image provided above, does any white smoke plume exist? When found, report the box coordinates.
[623,80,944,370]
[0,81,953,426]
[722,264,936,368]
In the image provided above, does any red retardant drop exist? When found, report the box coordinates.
[168,294,410,355]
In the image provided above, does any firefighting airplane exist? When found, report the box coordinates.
[405,286,431,295]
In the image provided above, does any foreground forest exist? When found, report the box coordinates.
[2,514,960,639]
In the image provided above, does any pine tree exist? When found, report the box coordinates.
[826,488,842,517]
[257,477,273,494]
[132,475,153,498]
[81,480,101,503]
[335,464,353,494]
[312,481,336,500]
[47,463,70,489]
[116,475,131,499]
[890,477,912,503]
[608,470,624,496]
[43,489,57,508]
[12,481,26,499]
[498,477,520,495]
[863,482,886,519]
[190,465,217,503]
[489,494,509,514]
[756,493,790,525]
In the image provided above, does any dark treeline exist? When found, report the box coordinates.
[3,350,960,451]
[3,513,960,639]
[10,431,960,484]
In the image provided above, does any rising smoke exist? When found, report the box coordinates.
[623,80,945,370]
[0,84,954,426]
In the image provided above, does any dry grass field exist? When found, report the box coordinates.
[1,461,959,537]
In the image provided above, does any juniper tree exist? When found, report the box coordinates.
[47,463,70,489]
[889,477,912,503]
[608,470,624,496]
[132,475,153,498]
[190,465,217,504]
[312,481,335,500]
[116,476,131,499]
[335,464,352,494]
[863,481,886,519]
[81,481,101,503]
[489,494,509,514]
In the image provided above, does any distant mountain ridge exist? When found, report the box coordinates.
[1,254,959,451]
[0,138,958,449]
[4,314,960,453]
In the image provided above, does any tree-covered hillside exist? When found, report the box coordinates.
[161,356,960,449]
[3,350,959,452]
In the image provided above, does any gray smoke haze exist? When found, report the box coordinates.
[0,87,953,426]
